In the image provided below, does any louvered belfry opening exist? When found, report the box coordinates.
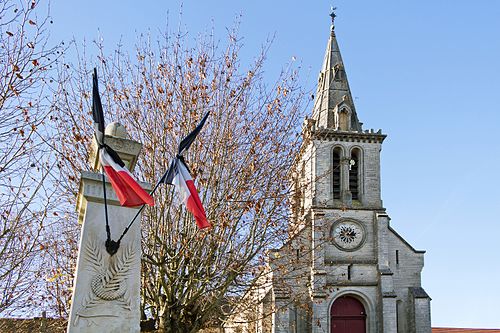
[349,149,360,201]
[333,148,341,199]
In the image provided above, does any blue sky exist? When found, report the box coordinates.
[49,0,500,328]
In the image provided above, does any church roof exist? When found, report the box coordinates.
[432,329,500,333]
[311,9,361,131]
[409,287,430,299]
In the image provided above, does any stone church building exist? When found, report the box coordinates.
[226,12,432,333]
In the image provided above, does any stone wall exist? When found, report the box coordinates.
[0,318,67,333]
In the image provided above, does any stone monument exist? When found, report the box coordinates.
[67,123,149,333]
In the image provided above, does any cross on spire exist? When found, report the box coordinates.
[330,5,337,27]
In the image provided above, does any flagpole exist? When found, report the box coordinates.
[117,111,211,242]
[101,169,112,244]
[99,142,121,255]
[116,170,168,243]
[95,130,112,247]
[98,143,115,254]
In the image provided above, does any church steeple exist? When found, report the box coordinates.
[311,9,361,132]
[243,10,431,333]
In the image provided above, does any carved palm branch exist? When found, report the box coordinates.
[78,241,136,315]
[84,237,105,273]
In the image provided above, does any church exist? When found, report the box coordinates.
[226,11,432,333]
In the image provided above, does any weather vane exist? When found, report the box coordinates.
[330,5,337,24]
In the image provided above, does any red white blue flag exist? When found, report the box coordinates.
[99,148,154,207]
[162,112,211,229]
[169,158,210,229]
[92,68,154,208]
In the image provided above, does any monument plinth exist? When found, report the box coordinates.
[68,123,149,333]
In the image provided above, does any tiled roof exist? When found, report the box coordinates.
[433,328,500,333]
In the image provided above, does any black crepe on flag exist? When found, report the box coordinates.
[178,112,210,155]
[92,68,126,168]
[161,158,178,185]
[92,68,105,144]
[105,145,126,168]
[161,112,209,185]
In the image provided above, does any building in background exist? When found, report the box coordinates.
[226,11,432,333]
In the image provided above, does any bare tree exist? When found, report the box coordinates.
[50,21,309,331]
[0,0,63,314]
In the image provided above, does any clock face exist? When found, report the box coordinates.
[331,219,366,251]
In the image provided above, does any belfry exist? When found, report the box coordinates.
[227,10,432,333]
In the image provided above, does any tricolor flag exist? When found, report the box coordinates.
[162,112,211,229]
[166,158,210,229]
[99,147,154,207]
[92,68,154,208]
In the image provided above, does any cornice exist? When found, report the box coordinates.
[311,128,386,144]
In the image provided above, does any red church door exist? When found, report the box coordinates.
[331,296,366,333]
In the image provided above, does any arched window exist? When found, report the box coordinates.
[333,148,342,200]
[349,148,360,201]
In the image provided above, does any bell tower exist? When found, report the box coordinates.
[225,9,432,333]
[292,10,385,232]
[277,9,432,333]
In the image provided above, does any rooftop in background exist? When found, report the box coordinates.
[433,328,500,333]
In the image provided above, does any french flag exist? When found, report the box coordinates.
[162,112,211,229]
[99,148,154,207]
[92,68,154,208]
[168,159,210,229]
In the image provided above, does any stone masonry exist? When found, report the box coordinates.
[225,11,432,333]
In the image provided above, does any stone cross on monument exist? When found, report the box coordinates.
[67,122,149,333]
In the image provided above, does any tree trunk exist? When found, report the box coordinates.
[158,308,201,333]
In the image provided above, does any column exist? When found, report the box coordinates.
[67,125,149,333]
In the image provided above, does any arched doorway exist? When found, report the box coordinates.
[331,296,366,333]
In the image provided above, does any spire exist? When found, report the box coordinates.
[310,9,361,132]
